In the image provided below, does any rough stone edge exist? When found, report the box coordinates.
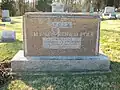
[11,50,110,72]
[11,70,111,76]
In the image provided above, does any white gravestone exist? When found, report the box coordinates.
[1,30,16,42]
[104,7,115,13]
[2,10,11,22]
[51,1,64,12]
[2,10,10,18]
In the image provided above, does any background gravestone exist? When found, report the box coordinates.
[0,24,6,42]
[104,7,115,13]
[51,1,64,12]
[1,30,16,42]
[2,10,10,17]
[2,10,11,22]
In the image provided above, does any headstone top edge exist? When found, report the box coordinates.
[24,12,100,18]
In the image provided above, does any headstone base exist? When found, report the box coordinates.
[11,50,110,72]
[2,17,11,22]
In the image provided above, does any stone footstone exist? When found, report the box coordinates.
[2,17,11,22]
[1,30,16,42]
[11,50,110,72]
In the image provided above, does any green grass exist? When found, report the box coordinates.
[100,20,120,62]
[0,16,22,62]
[0,18,120,90]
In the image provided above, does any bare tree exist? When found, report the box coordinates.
[16,0,25,15]
[82,0,105,12]
[60,0,82,12]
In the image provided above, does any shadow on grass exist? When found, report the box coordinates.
[14,17,22,19]
[0,40,22,62]
[1,61,120,90]
[10,21,21,24]
[0,82,9,90]
[101,19,118,21]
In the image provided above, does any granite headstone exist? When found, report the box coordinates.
[11,12,110,72]
[23,12,100,56]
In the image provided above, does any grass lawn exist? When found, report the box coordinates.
[0,16,22,62]
[0,17,120,90]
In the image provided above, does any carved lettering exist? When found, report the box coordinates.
[32,31,94,37]
[43,37,81,49]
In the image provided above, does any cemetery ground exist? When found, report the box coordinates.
[0,17,120,90]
